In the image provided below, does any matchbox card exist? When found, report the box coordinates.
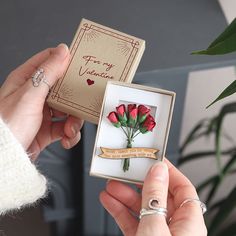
[90,81,175,184]
[47,18,145,124]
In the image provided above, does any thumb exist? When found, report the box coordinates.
[23,43,70,100]
[141,161,169,226]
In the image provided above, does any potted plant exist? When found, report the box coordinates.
[179,18,236,236]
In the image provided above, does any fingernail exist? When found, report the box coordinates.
[150,161,168,182]
[71,123,79,137]
[54,43,69,58]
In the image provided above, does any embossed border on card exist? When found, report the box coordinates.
[49,19,144,119]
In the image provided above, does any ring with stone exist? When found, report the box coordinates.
[31,68,51,90]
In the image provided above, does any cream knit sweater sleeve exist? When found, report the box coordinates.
[0,117,47,215]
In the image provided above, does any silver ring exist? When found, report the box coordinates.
[179,198,207,214]
[139,207,167,219]
[168,198,207,225]
[32,68,51,90]
[149,198,161,210]
[139,198,167,219]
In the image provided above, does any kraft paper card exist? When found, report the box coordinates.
[90,81,175,184]
[47,18,145,124]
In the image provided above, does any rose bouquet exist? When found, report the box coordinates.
[107,104,156,171]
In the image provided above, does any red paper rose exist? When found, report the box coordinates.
[128,104,136,114]
[139,114,156,133]
[116,104,127,125]
[138,105,151,123]
[127,104,137,127]
[107,103,157,172]
[116,104,126,116]
[107,112,121,128]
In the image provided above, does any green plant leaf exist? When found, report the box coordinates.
[215,103,236,175]
[178,148,235,166]
[179,119,212,154]
[206,116,218,134]
[197,168,236,195]
[206,153,236,205]
[206,80,236,108]
[192,18,236,55]
[179,151,216,165]
[192,33,236,55]
[205,176,221,205]
[209,198,225,212]
[208,172,236,211]
[208,187,236,236]
[197,176,217,194]
[209,18,236,48]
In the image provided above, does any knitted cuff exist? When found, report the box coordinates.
[0,117,47,215]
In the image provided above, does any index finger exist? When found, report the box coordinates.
[1,48,52,97]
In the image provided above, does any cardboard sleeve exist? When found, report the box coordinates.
[47,18,145,124]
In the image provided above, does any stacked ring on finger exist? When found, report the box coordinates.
[179,198,207,214]
[168,198,207,225]
[139,208,167,219]
[139,198,168,219]
[32,68,51,90]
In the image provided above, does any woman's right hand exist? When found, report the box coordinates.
[100,159,207,236]
[0,44,83,159]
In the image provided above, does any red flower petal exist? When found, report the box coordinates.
[143,115,156,131]
[127,104,136,113]
[138,105,151,116]
[129,108,138,119]
[116,104,126,116]
[107,112,119,123]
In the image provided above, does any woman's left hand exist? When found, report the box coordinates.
[0,44,83,159]
[100,159,207,236]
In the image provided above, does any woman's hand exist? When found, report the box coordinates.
[100,159,207,236]
[0,44,83,159]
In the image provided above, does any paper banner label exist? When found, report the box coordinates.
[99,147,159,160]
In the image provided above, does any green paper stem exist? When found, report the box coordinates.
[123,138,132,172]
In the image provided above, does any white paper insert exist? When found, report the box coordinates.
[90,83,175,183]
